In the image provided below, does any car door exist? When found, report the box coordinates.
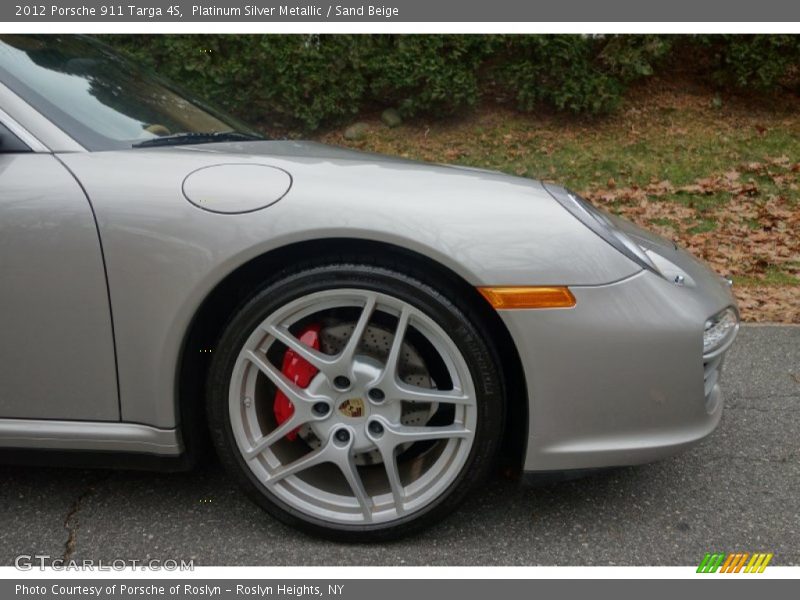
[0,123,119,421]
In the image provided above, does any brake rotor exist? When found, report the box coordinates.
[296,322,436,466]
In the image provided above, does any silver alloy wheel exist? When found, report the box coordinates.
[228,288,477,524]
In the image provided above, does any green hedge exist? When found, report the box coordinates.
[102,35,800,131]
[698,34,800,89]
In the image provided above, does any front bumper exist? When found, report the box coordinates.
[501,243,738,473]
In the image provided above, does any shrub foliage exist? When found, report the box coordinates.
[103,34,800,130]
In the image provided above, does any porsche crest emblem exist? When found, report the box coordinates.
[338,398,365,418]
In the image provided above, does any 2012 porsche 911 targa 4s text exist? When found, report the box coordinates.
[0,35,739,540]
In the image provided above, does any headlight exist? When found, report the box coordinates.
[544,184,663,277]
[703,307,739,355]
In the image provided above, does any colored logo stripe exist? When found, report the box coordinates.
[745,553,773,573]
[697,553,726,573]
[719,553,749,573]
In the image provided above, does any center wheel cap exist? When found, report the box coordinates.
[338,397,367,419]
[304,355,402,456]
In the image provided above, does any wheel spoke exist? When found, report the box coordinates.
[384,306,411,381]
[383,421,472,448]
[379,446,406,515]
[244,413,305,460]
[245,349,311,405]
[338,293,377,365]
[266,324,335,375]
[393,383,473,405]
[337,455,373,522]
[264,446,329,485]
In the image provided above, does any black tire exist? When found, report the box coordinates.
[206,261,505,542]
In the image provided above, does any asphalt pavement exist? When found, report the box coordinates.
[1,324,798,566]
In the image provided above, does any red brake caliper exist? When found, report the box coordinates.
[273,323,321,441]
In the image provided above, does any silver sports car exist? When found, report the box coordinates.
[0,35,739,540]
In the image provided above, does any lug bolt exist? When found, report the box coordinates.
[368,421,384,436]
[312,402,330,416]
[333,376,351,390]
[368,388,385,402]
[334,429,351,444]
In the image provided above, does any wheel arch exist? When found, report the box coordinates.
[177,238,529,474]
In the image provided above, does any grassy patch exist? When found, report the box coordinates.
[686,218,718,235]
[649,217,680,231]
[736,267,800,287]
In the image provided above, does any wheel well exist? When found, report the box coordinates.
[178,238,528,474]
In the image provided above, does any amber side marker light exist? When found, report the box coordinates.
[477,286,576,309]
